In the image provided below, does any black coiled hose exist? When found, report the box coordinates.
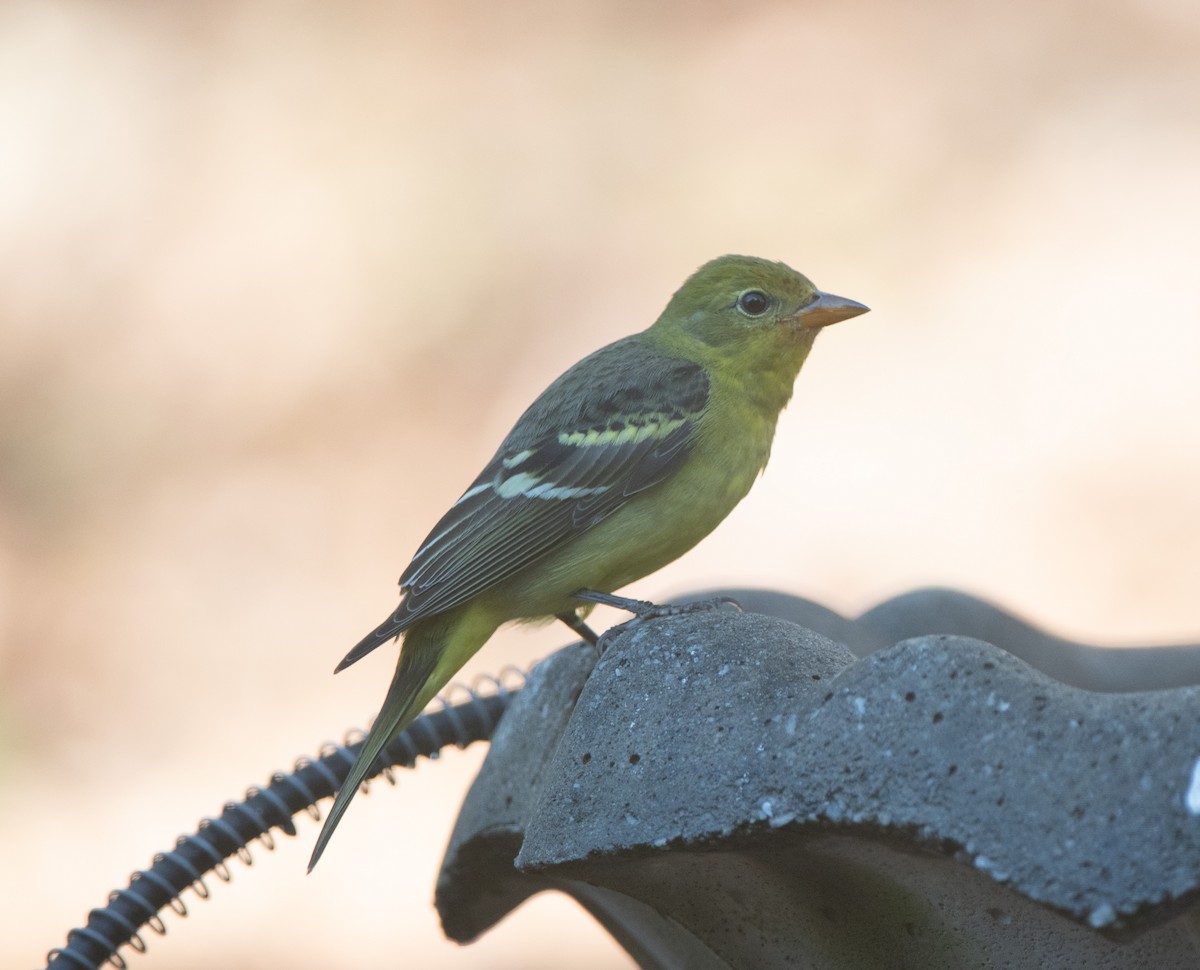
[43,674,522,970]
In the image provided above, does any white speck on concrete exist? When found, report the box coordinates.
[853,696,866,717]
[1185,757,1200,815]
[718,664,730,676]
[974,855,1009,881]
[785,713,797,736]
[1088,902,1117,928]
[761,799,773,818]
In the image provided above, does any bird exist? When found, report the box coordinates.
[307,254,868,870]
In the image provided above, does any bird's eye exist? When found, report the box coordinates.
[736,290,771,317]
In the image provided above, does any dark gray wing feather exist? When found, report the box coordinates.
[336,337,708,670]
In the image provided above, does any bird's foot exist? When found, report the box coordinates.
[572,589,743,655]
[555,609,601,646]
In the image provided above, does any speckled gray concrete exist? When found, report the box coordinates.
[707,587,1200,691]
[435,638,597,942]
[436,595,1200,969]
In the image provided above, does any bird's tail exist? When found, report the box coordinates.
[307,609,497,872]
[307,630,441,872]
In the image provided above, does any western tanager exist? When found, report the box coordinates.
[308,254,868,869]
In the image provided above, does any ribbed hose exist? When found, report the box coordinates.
[44,673,523,970]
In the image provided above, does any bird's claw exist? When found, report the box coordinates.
[573,589,743,656]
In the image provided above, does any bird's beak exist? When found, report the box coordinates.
[795,291,870,330]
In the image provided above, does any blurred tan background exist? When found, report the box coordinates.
[2,0,1198,967]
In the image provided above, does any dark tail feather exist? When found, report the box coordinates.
[335,609,406,673]
[308,641,439,872]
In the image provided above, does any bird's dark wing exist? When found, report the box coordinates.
[337,338,709,670]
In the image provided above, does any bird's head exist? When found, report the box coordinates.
[653,254,868,361]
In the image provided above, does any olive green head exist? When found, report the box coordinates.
[653,254,868,352]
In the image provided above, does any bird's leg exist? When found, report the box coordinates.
[556,610,600,646]
[571,588,739,657]
[571,588,739,633]
[573,589,660,614]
